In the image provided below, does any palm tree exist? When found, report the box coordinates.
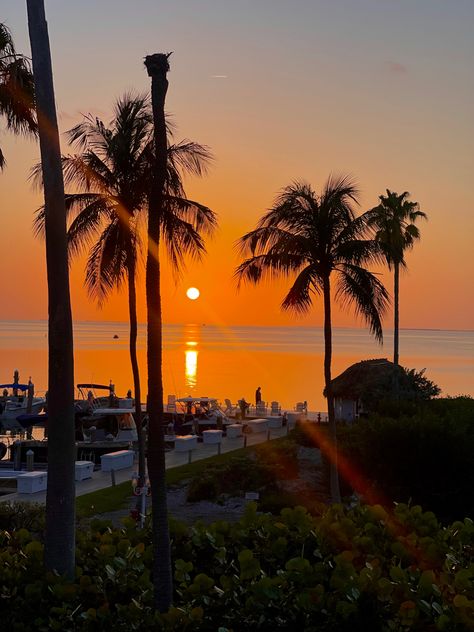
[236,176,389,503]
[0,22,36,169]
[26,0,75,577]
[145,53,216,612]
[366,190,426,366]
[33,93,214,494]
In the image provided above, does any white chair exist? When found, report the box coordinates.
[295,401,307,413]
[255,402,267,417]
[270,401,281,416]
[166,394,176,412]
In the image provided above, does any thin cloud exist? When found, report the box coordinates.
[384,61,408,75]
[210,74,228,79]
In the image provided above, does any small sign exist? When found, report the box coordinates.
[245,492,259,501]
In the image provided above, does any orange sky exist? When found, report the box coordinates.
[1,1,473,331]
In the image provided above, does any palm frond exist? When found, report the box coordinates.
[85,219,128,304]
[163,195,217,235]
[167,140,213,178]
[235,252,306,288]
[336,263,390,343]
[281,265,318,314]
[160,213,205,276]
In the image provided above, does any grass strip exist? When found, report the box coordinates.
[76,446,251,519]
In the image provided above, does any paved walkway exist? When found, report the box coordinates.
[0,423,292,505]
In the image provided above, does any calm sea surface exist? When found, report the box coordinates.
[0,320,472,411]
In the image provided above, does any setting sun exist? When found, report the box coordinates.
[186,287,200,300]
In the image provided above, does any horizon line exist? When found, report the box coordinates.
[0,318,473,335]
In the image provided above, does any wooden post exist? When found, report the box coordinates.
[26,449,34,472]
[110,469,116,486]
[188,449,192,464]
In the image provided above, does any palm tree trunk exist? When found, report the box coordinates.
[127,260,145,485]
[393,262,400,367]
[26,0,75,576]
[144,53,172,613]
[323,275,341,504]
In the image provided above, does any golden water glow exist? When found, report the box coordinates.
[185,349,198,390]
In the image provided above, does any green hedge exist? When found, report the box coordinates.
[1,502,473,630]
[335,397,474,522]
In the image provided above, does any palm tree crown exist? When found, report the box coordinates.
[0,23,36,169]
[236,175,390,503]
[33,94,217,297]
[237,176,389,340]
[366,189,426,269]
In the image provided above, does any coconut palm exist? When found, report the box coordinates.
[33,94,215,494]
[0,22,36,169]
[26,0,75,577]
[366,190,426,366]
[145,52,216,612]
[236,176,389,503]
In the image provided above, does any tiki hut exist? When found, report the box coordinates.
[328,358,405,422]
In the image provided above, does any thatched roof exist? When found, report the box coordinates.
[328,359,404,399]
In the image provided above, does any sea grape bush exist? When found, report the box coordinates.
[1,503,473,630]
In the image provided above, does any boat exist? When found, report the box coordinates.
[0,382,138,465]
[0,374,46,432]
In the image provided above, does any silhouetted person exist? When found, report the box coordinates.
[239,397,249,419]
[255,386,262,406]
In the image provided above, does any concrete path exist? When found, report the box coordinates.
[0,423,293,505]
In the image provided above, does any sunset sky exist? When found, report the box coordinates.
[1,0,473,331]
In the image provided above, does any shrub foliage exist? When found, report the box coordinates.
[1,502,474,630]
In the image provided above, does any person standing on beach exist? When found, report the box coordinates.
[255,386,262,406]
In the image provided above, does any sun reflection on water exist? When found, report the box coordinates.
[185,346,198,390]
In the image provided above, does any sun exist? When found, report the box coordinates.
[186,287,200,300]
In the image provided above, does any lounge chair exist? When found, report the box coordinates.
[270,401,281,416]
[223,398,237,416]
[256,402,267,417]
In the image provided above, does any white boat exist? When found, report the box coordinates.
[0,378,46,432]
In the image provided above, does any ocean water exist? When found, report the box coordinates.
[0,320,472,411]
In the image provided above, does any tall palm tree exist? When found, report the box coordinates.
[33,93,214,492]
[366,190,426,366]
[26,0,75,577]
[0,22,36,169]
[236,176,389,503]
[145,52,216,612]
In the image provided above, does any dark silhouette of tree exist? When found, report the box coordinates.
[0,22,36,169]
[366,190,426,366]
[26,0,75,577]
[145,53,216,612]
[32,94,213,490]
[236,176,389,502]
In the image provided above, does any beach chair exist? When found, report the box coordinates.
[223,398,237,416]
[270,401,281,416]
[256,402,267,417]
[166,394,177,412]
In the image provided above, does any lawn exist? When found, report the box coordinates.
[75,445,250,518]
